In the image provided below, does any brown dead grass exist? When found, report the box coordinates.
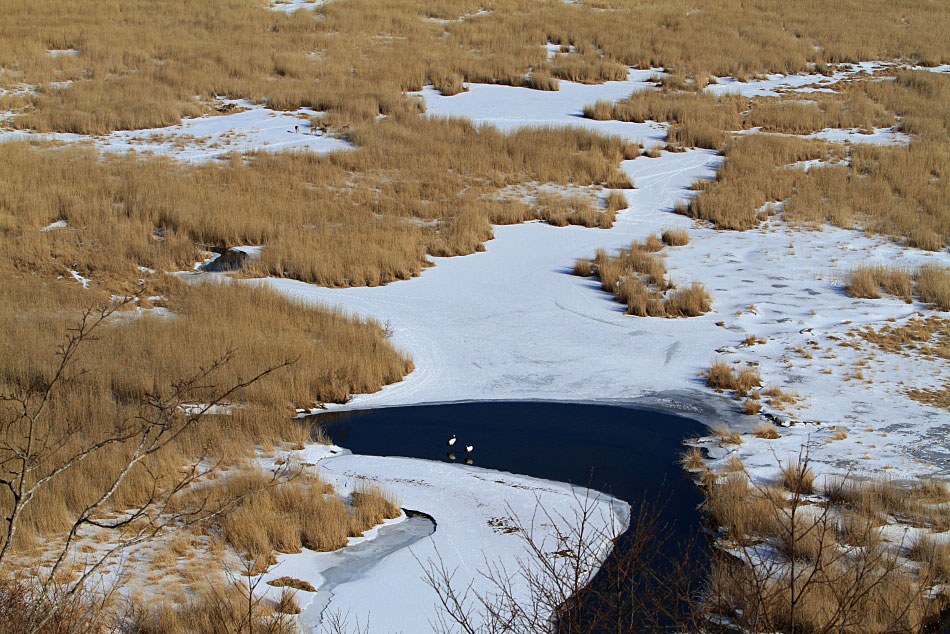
[822,475,950,529]
[267,577,316,593]
[681,446,705,472]
[585,239,711,317]
[664,282,713,317]
[907,534,950,582]
[137,580,295,634]
[846,266,913,301]
[916,264,950,312]
[753,423,781,439]
[661,228,690,247]
[781,460,816,495]
[2,0,948,135]
[572,257,593,277]
[181,467,399,562]
[536,192,613,229]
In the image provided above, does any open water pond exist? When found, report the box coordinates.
[315,400,706,550]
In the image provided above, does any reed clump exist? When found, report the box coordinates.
[185,468,399,561]
[661,228,690,246]
[846,266,913,301]
[845,264,950,311]
[583,238,712,317]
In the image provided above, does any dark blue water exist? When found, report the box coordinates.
[315,401,705,532]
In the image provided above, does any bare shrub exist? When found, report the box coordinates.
[275,588,300,615]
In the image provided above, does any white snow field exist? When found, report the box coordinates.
[0,101,348,163]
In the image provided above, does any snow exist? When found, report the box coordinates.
[68,269,90,288]
[268,0,326,13]
[806,126,910,146]
[0,101,350,163]
[41,219,68,231]
[736,126,910,147]
[413,70,667,146]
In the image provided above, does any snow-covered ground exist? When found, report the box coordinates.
[415,69,665,143]
[0,101,348,163]
[268,0,327,13]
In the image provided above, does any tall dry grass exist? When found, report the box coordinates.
[846,266,913,301]
[916,265,950,311]
[0,119,635,288]
[180,468,399,560]
[584,239,711,317]
[0,275,410,544]
[3,0,947,135]
[585,69,949,252]
[845,264,950,310]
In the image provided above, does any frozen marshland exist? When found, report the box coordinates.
[4,21,950,628]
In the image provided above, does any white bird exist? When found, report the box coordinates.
[447,435,457,447]
[465,445,474,453]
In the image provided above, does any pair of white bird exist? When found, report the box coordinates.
[446,435,473,453]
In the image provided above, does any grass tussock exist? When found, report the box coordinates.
[661,228,690,247]
[781,460,816,495]
[681,446,705,472]
[572,257,593,277]
[753,423,781,439]
[181,467,399,561]
[536,192,613,229]
[916,264,950,312]
[135,580,295,634]
[583,238,712,318]
[267,577,316,593]
[846,266,913,301]
[712,424,742,446]
[664,282,713,317]
[846,263,950,311]
[706,360,761,397]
